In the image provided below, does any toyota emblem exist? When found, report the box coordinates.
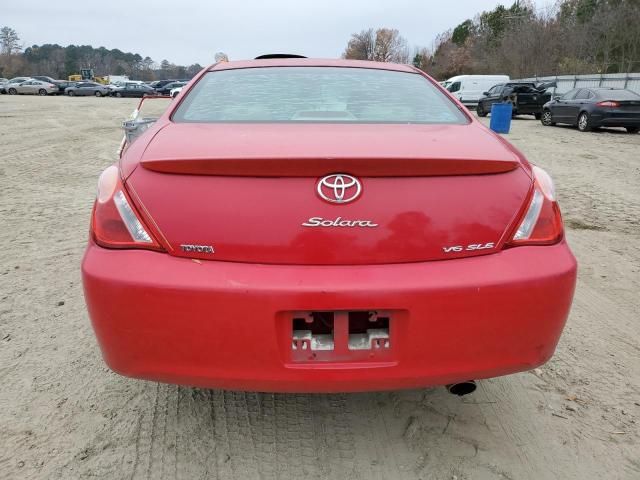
[317,174,362,204]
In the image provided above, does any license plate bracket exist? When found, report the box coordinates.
[289,310,394,363]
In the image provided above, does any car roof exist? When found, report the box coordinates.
[208,58,417,73]
[447,75,508,81]
[573,87,628,93]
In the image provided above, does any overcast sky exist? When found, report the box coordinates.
[5,0,552,66]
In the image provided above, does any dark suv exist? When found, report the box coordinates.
[477,82,554,118]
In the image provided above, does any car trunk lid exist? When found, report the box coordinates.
[126,123,531,265]
[612,100,640,112]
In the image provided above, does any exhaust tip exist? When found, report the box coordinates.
[446,380,477,396]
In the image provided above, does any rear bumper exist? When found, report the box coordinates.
[82,241,577,392]
[590,112,640,127]
[514,106,542,115]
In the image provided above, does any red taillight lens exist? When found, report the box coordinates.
[596,101,619,107]
[507,166,564,246]
[91,165,164,250]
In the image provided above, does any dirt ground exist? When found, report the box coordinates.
[0,95,638,480]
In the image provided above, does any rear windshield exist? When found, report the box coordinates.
[594,89,640,100]
[172,67,468,124]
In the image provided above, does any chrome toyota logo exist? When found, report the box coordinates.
[317,174,362,204]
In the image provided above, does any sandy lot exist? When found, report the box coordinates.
[0,95,638,480]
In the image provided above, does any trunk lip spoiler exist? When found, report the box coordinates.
[139,156,520,177]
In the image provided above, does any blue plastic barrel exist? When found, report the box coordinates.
[489,103,513,134]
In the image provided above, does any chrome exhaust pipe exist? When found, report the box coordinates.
[446,380,477,396]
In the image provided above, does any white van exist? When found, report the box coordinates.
[442,75,510,106]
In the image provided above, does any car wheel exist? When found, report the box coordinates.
[476,104,487,117]
[626,126,639,134]
[8,88,17,95]
[115,91,122,98]
[577,112,592,132]
[95,91,102,97]
[38,89,48,96]
[67,91,74,97]
[541,110,555,126]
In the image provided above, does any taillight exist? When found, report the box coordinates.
[507,166,564,246]
[91,165,164,250]
[596,101,619,107]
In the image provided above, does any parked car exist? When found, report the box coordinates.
[53,80,77,95]
[82,58,577,394]
[106,81,125,91]
[541,87,640,133]
[443,75,510,106]
[7,79,57,95]
[111,82,157,97]
[110,80,145,89]
[0,77,31,94]
[169,85,184,98]
[65,81,111,97]
[32,75,60,84]
[156,81,186,95]
[476,81,555,118]
[150,79,177,90]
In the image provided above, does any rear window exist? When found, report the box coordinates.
[173,67,468,124]
[575,89,593,99]
[595,89,640,100]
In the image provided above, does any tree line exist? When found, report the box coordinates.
[0,27,203,80]
[344,0,640,80]
[3,0,638,82]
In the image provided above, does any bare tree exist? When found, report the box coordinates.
[373,28,409,63]
[343,28,409,63]
[343,28,376,60]
[412,47,432,71]
[0,26,22,55]
[214,52,229,62]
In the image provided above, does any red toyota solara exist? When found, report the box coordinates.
[81,58,577,394]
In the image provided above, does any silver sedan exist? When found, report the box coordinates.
[65,82,111,97]
[8,79,57,95]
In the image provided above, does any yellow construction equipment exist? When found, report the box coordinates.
[68,73,108,84]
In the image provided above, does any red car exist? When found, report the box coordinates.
[82,58,577,394]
